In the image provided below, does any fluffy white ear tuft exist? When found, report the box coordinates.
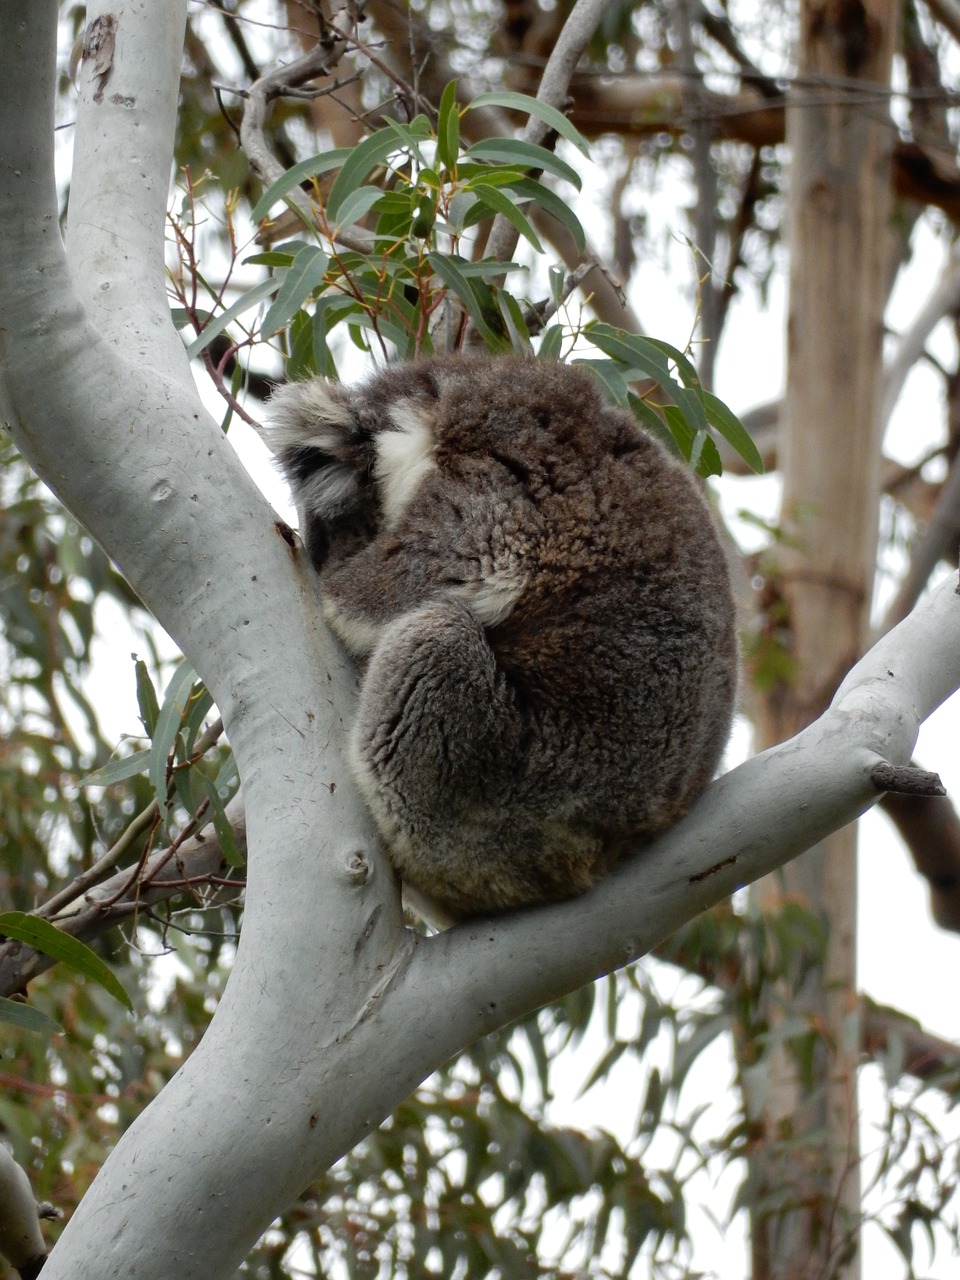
[260,381,354,455]
[373,401,438,530]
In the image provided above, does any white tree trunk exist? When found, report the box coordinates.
[1,4,959,1276]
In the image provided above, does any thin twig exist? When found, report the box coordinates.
[0,795,246,999]
[37,718,225,920]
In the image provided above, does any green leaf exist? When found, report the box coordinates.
[587,322,673,379]
[311,295,357,378]
[465,138,582,189]
[467,91,591,156]
[498,291,533,354]
[185,277,282,359]
[213,750,239,795]
[0,995,61,1034]
[427,251,508,350]
[135,658,160,736]
[704,391,764,473]
[83,748,151,788]
[200,776,243,868]
[538,324,564,360]
[470,182,543,251]
[149,662,200,830]
[260,245,330,337]
[628,392,683,458]
[243,248,304,268]
[0,913,132,1011]
[330,185,385,231]
[436,257,523,280]
[646,336,703,391]
[587,323,708,436]
[285,309,314,380]
[326,129,407,223]
[437,80,461,171]
[381,114,433,163]
[548,264,565,307]
[249,147,352,223]
[574,358,631,406]
[507,176,585,251]
[663,406,722,477]
[0,995,61,1035]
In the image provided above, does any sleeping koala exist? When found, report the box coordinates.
[267,355,737,920]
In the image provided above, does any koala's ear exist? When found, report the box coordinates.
[261,380,355,456]
[258,379,374,526]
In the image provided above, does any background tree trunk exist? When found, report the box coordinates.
[751,1,897,1276]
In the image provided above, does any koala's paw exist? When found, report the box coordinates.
[264,379,370,525]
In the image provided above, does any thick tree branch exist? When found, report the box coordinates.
[874,473,960,636]
[2,8,401,1277]
[863,997,960,1083]
[927,0,960,47]
[414,575,960,1046]
[0,1145,46,1280]
[881,250,960,427]
[65,3,193,379]
[567,72,960,224]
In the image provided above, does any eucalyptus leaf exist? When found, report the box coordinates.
[427,251,508,350]
[149,662,201,829]
[83,748,151,788]
[185,278,281,359]
[467,91,591,156]
[249,148,352,223]
[437,80,461,172]
[0,912,132,1011]
[0,994,61,1035]
[470,182,543,251]
[465,138,582,189]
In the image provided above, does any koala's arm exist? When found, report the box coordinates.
[320,472,529,657]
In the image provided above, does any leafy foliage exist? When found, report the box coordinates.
[173,82,760,479]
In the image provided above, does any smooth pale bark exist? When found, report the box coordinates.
[1,4,959,1278]
[751,1,897,1277]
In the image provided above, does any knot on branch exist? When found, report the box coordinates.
[341,849,372,884]
[871,762,946,797]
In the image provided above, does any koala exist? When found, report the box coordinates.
[267,355,737,920]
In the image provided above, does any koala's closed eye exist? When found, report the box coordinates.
[266,355,738,922]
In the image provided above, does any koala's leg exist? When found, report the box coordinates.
[349,599,531,916]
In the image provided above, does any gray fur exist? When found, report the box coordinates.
[267,356,738,919]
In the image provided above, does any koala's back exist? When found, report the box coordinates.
[270,356,737,919]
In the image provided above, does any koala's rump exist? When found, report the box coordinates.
[489,571,735,834]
